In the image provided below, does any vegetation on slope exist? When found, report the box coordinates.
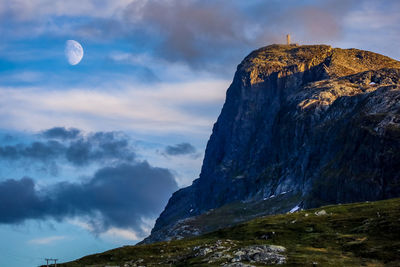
[60,197,400,266]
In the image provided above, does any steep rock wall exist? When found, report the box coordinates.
[145,44,400,243]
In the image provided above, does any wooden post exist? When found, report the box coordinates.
[45,258,58,267]
[286,34,291,45]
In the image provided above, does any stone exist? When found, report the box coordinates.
[315,210,327,216]
[230,245,286,265]
[223,263,255,267]
[196,247,213,256]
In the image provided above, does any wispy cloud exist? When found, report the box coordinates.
[344,0,400,30]
[102,227,140,241]
[0,79,228,135]
[0,0,134,21]
[1,0,399,88]
[5,0,395,69]
[28,235,66,245]
[68,218,148,241]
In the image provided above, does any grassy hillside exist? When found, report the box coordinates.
[60,198,400,266]
[143,191,302,243]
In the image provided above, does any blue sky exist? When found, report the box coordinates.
[0,0,400,266]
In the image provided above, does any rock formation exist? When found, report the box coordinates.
[144,44,400,243]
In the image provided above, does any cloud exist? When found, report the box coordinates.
[0,129,135,167]
[0,0,134,21]
[1,0,378,69]
[0,141,64,161]
[164,142,196,156]
[42,127,81,140]
[119,0,248,67]
[1,0,398,89]
[0,80,228,135]
[65,132,135,166]
[102,227,140,241]
[0,177,49,223]
[28,235,66,245]
[80,0,366,68]
[68,218,145,241]
[0,162,178,236]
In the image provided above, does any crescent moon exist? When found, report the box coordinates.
[65,40,84,65]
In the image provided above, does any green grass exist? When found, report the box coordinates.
[59,198,400,267]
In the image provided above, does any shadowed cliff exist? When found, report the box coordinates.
[144,44,400,243]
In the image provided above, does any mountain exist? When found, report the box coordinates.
[61,198,400,266]
[144,44,400,243]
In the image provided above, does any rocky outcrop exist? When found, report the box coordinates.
[145,44,400,243]
[122,239,286,266]
[229,245,286,265]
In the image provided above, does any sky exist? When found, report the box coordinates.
[0,0,399,266]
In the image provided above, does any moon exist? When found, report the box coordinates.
[65,40,84,65]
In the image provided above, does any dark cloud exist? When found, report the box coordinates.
[0,145,18,159]
[0,141,64,161]
[122,0,248,66]
[65,132,135,166]
[0,127,179,236]
[42,127,81,140]
[1,134,14,142]
[0,162,178,235]
[164,142,197,156]
[75,0,360,71]
[0,177,49,223]
[0,129,135,166]
[2,0,394,71]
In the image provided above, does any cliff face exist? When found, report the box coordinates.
[145,44,400,243]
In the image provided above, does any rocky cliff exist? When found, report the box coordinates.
[144,44,400,243]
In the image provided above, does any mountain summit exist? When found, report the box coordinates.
[145,44,400,243]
